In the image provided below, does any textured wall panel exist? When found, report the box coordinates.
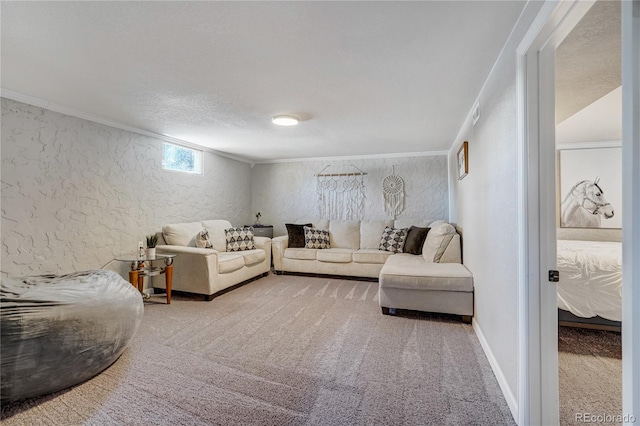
[1,99,252,277]
[447,2,544,406]
[251,156,448,237]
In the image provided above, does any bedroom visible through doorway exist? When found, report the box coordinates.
[554,1,622,423]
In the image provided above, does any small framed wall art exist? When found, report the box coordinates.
[457,141,469,180]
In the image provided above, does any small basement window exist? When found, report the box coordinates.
[162,142,202,174]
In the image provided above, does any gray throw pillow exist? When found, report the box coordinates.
[286,223,312,248]
[404,226,430,255]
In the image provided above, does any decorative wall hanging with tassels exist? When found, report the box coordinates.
[315,165,366,220]
[382,166,404,219]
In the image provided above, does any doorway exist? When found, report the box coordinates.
[517,1,640,424]
[554,2,622,423]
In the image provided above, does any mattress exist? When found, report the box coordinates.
[557,239,622,321]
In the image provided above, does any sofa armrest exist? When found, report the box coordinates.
[272,235,288,271]
[153,245,219,295]
[252,236,272,271]
[253,236,271,250]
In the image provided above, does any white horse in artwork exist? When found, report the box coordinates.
[561,178,615,228]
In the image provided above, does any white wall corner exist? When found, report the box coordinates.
[447,150,453,223]
[255,150,449,165]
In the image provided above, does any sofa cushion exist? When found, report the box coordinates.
[218,253,245,274]
[195,228,213,249]
[316,248,353,263]
[225,227,255,251]
[162,222,203,247]
[329,220,360,249]
[304,227,330,249]
[285,223,312,248]
[360,220,393,249]
[353,249,393,264]
[404,226,430,255]
[240,249,266,266]
[380,255,473,292]
[422,222,457,263]
[284,248,317,260]
[379,226,408,253]
[201,220,233,252]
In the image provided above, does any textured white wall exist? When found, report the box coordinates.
[1,98,252,277]
[448,2,543,414]
[252,156,448,236]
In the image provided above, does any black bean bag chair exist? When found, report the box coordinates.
[1,270,144,403]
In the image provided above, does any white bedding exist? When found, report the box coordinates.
[557,239,622,321]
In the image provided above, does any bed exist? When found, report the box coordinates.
[556,239,622,331]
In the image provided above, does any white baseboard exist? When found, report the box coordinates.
[473,319,519,423]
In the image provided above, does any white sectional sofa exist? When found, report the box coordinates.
[272,219,473,322]
[272,219,460,278]
[154,219,271,300]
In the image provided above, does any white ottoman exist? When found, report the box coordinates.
[378,254,474,323]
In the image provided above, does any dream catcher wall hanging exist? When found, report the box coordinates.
[382,166,405,219]
[316,165,366,220]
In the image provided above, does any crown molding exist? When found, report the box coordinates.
[556,140,622,150]
[1,89,255,166]
[255,150,449,165]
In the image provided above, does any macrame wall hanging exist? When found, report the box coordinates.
[382,166,405,219]
[316,165,366,220]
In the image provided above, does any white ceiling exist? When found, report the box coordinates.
[556,86,621,145]
[554,0,621,146]
[1,1,526,162]
[555,0,621,124]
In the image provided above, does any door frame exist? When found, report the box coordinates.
[621,0,640,421]
[519,0,640,424]
[515,1,628,424]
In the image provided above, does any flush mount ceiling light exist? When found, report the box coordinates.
[272,115,299,126]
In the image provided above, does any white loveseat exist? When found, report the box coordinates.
[154,220,271,300]
[272,219,473,322]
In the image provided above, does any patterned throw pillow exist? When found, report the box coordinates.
[304,226,330,249]
[196,228,214,249]
[379,226,408,253]
[225,227,255,251]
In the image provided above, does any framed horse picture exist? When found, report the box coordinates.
[559,146,622,229]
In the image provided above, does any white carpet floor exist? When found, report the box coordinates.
[1,273,515,425]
